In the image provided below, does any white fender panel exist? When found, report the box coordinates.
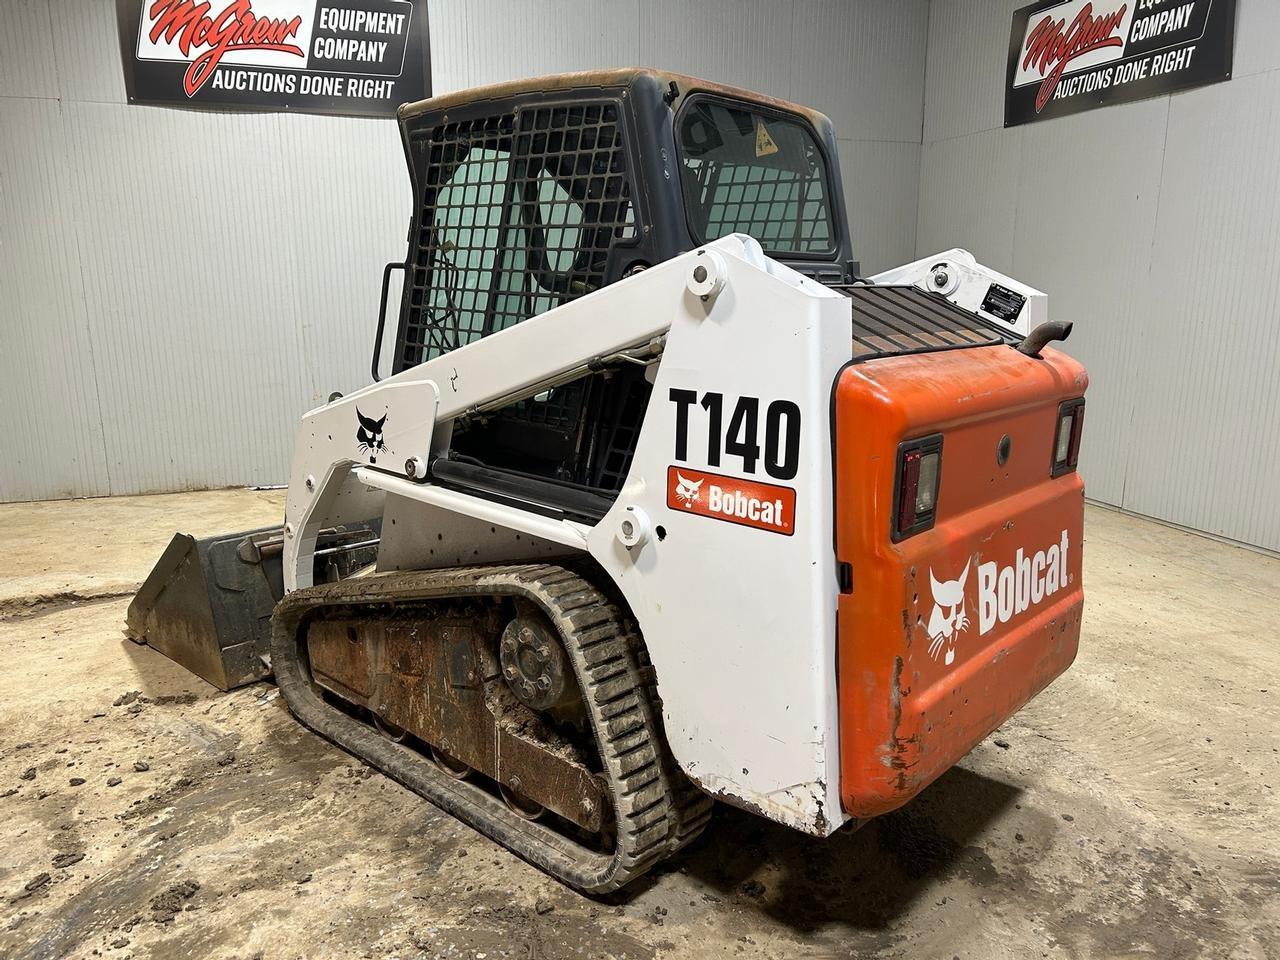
[587,240,851,834]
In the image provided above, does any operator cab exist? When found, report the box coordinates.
[382,69,854,516]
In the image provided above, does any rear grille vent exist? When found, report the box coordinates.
[838,285,1015,362]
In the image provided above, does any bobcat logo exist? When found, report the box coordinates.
[674,473,703,507]
[355,408,387,464]
[927,560,971,666]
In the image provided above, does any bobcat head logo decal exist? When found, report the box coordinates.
[355,408,387,464]
[927,560,971,666]
[674,472,704,507]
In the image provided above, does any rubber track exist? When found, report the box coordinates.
[270,563,712,893]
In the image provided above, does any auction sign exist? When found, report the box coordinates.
[1006,0,1235,126]
[117,0,430,117]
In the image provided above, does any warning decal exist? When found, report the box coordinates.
[754,119,779,157]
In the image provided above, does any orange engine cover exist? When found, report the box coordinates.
[833,344,1088,819]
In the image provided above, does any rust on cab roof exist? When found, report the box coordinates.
[396,67,833,133]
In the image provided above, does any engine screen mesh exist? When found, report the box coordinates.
[839,285,1016,361]
[400,102,636,369]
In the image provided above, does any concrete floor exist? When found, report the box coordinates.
[0,491,1276,960]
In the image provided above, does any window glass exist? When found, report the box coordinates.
[427,146,510,353]
[492,168,587,330]
[678,99,836,256]
[537,169,584,274]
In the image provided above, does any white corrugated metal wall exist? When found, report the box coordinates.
[10,1,1272,554]
[0,0,928,503]
[918,0,1280,553]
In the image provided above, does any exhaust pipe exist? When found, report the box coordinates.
[1018,320,1073,358]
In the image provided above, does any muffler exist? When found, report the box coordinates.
[125,522,380,691]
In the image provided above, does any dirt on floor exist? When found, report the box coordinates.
[0,491,1276,960]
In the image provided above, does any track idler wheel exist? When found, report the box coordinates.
[373,714,408,743]
[430,745,471,781]
[499,778,545,821]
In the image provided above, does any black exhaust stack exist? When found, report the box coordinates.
[1018,320,1073,358]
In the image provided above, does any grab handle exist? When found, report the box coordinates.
[372,261,407,381]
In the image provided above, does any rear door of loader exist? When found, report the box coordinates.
[832,295,1087,819]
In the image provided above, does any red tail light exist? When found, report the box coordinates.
[1052,398,1085,477]
[897,450,921,533]
[893,435,942,541]
[1068,405,1084,464]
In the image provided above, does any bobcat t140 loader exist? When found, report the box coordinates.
[127,69,1088,893]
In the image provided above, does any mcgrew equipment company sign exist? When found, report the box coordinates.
[116,0,431,117]
[1005,0,1236,127]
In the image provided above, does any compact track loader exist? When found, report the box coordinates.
[128,69,1088,893]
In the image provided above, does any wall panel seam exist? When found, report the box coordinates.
[918,0,931,148]
[60,97,114,496]
[923,123,1003,148]
[923,74,1280,148]
[837,135,932,145]
[42,0,63,104]
[0,94,64,106]
[1118,96,1174,510]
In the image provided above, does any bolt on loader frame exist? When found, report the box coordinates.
[128,69,1087,893]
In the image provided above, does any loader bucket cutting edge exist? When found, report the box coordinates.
[125,522,380,691]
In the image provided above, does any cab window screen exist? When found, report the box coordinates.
[678,99,836,256]
[399,103,636,369]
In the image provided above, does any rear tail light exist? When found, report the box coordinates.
[1052,398,1085,477]
[893,435,943,541]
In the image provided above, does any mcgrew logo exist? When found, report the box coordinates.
[978,530,1070,635]
[146,0,305,97]
[1019,1,1130,112]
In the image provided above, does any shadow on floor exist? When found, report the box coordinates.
[114,634,223,700]
[659,764,1021,935]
